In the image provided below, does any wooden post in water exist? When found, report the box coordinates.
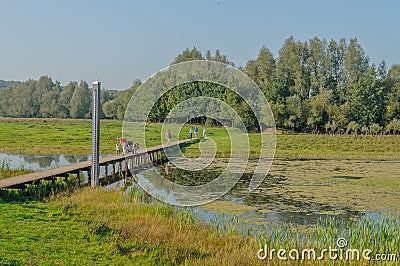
[91,79,101,188]
[76,170,81,187]
[112,163,115,181]
[105,164,108,184]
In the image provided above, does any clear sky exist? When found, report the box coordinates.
[0,0,399,90]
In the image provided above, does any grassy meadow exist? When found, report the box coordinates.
[0,118,399,160]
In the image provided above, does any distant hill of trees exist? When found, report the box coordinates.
[0,36,399,134]
[0,80,21,89]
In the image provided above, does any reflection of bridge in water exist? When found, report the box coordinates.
[0,140,190,189]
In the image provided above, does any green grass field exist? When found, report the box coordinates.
[1,118,399,160]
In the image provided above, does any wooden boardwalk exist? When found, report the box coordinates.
[0,139,190,189]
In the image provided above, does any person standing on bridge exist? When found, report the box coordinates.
[166,129,171,144]
[116,143,121,155]
[118,137,127,154]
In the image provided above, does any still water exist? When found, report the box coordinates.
[0,153,111,184]
[0,153,90,170]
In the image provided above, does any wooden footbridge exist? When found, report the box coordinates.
[0,140,190,189]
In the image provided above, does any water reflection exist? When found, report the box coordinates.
[0,153,90,170]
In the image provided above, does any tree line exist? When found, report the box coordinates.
[0,36,399,134]
[244,37,400,134]
[0,76,111,119]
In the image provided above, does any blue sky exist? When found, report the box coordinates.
[0,0,399,90]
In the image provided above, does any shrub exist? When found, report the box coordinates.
[369,123,382,135]
[385,119,400,134]
[360,125,369,135]
[346,121,359,135]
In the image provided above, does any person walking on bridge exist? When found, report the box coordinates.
[165,129,171,144]
[118,137,127,154]
[116,143,121,155]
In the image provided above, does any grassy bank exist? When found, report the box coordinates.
[1,118,399,160]
[0,188,260,265]
[0,187,398,265]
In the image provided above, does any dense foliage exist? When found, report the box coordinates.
[244,37,400,134]
[0,77,122,119]
[0,36,399,134]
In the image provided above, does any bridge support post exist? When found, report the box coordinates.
[118,161,122,179]
[105,164,108,184]
[76,171,81,187]
[112,163,115,181]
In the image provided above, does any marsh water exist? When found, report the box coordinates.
[154,158,400,228]
[0,153,91,170]
[2,153,400,228]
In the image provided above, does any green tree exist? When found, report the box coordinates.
[70,81,91,118]
[306,37,328,97]
[245,46,275,90]
[386,64,400,122]
[385,119,400,134]
[171,47,204,64]
[346,121,359,135]
[59,82,77,118]
[40,81,62,118]
[276,36,310,101]
[325,38,347,104]
[103,80,140,120]
[305,88,331,132]
[347,65,386,126]
[284,94,304,130]
[343,38,370,91]
[7,80,37,117]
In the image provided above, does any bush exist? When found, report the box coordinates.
[346,121,359,135]
[385,119,400,134]
[369,123,382,135]
[360,125,369,135]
